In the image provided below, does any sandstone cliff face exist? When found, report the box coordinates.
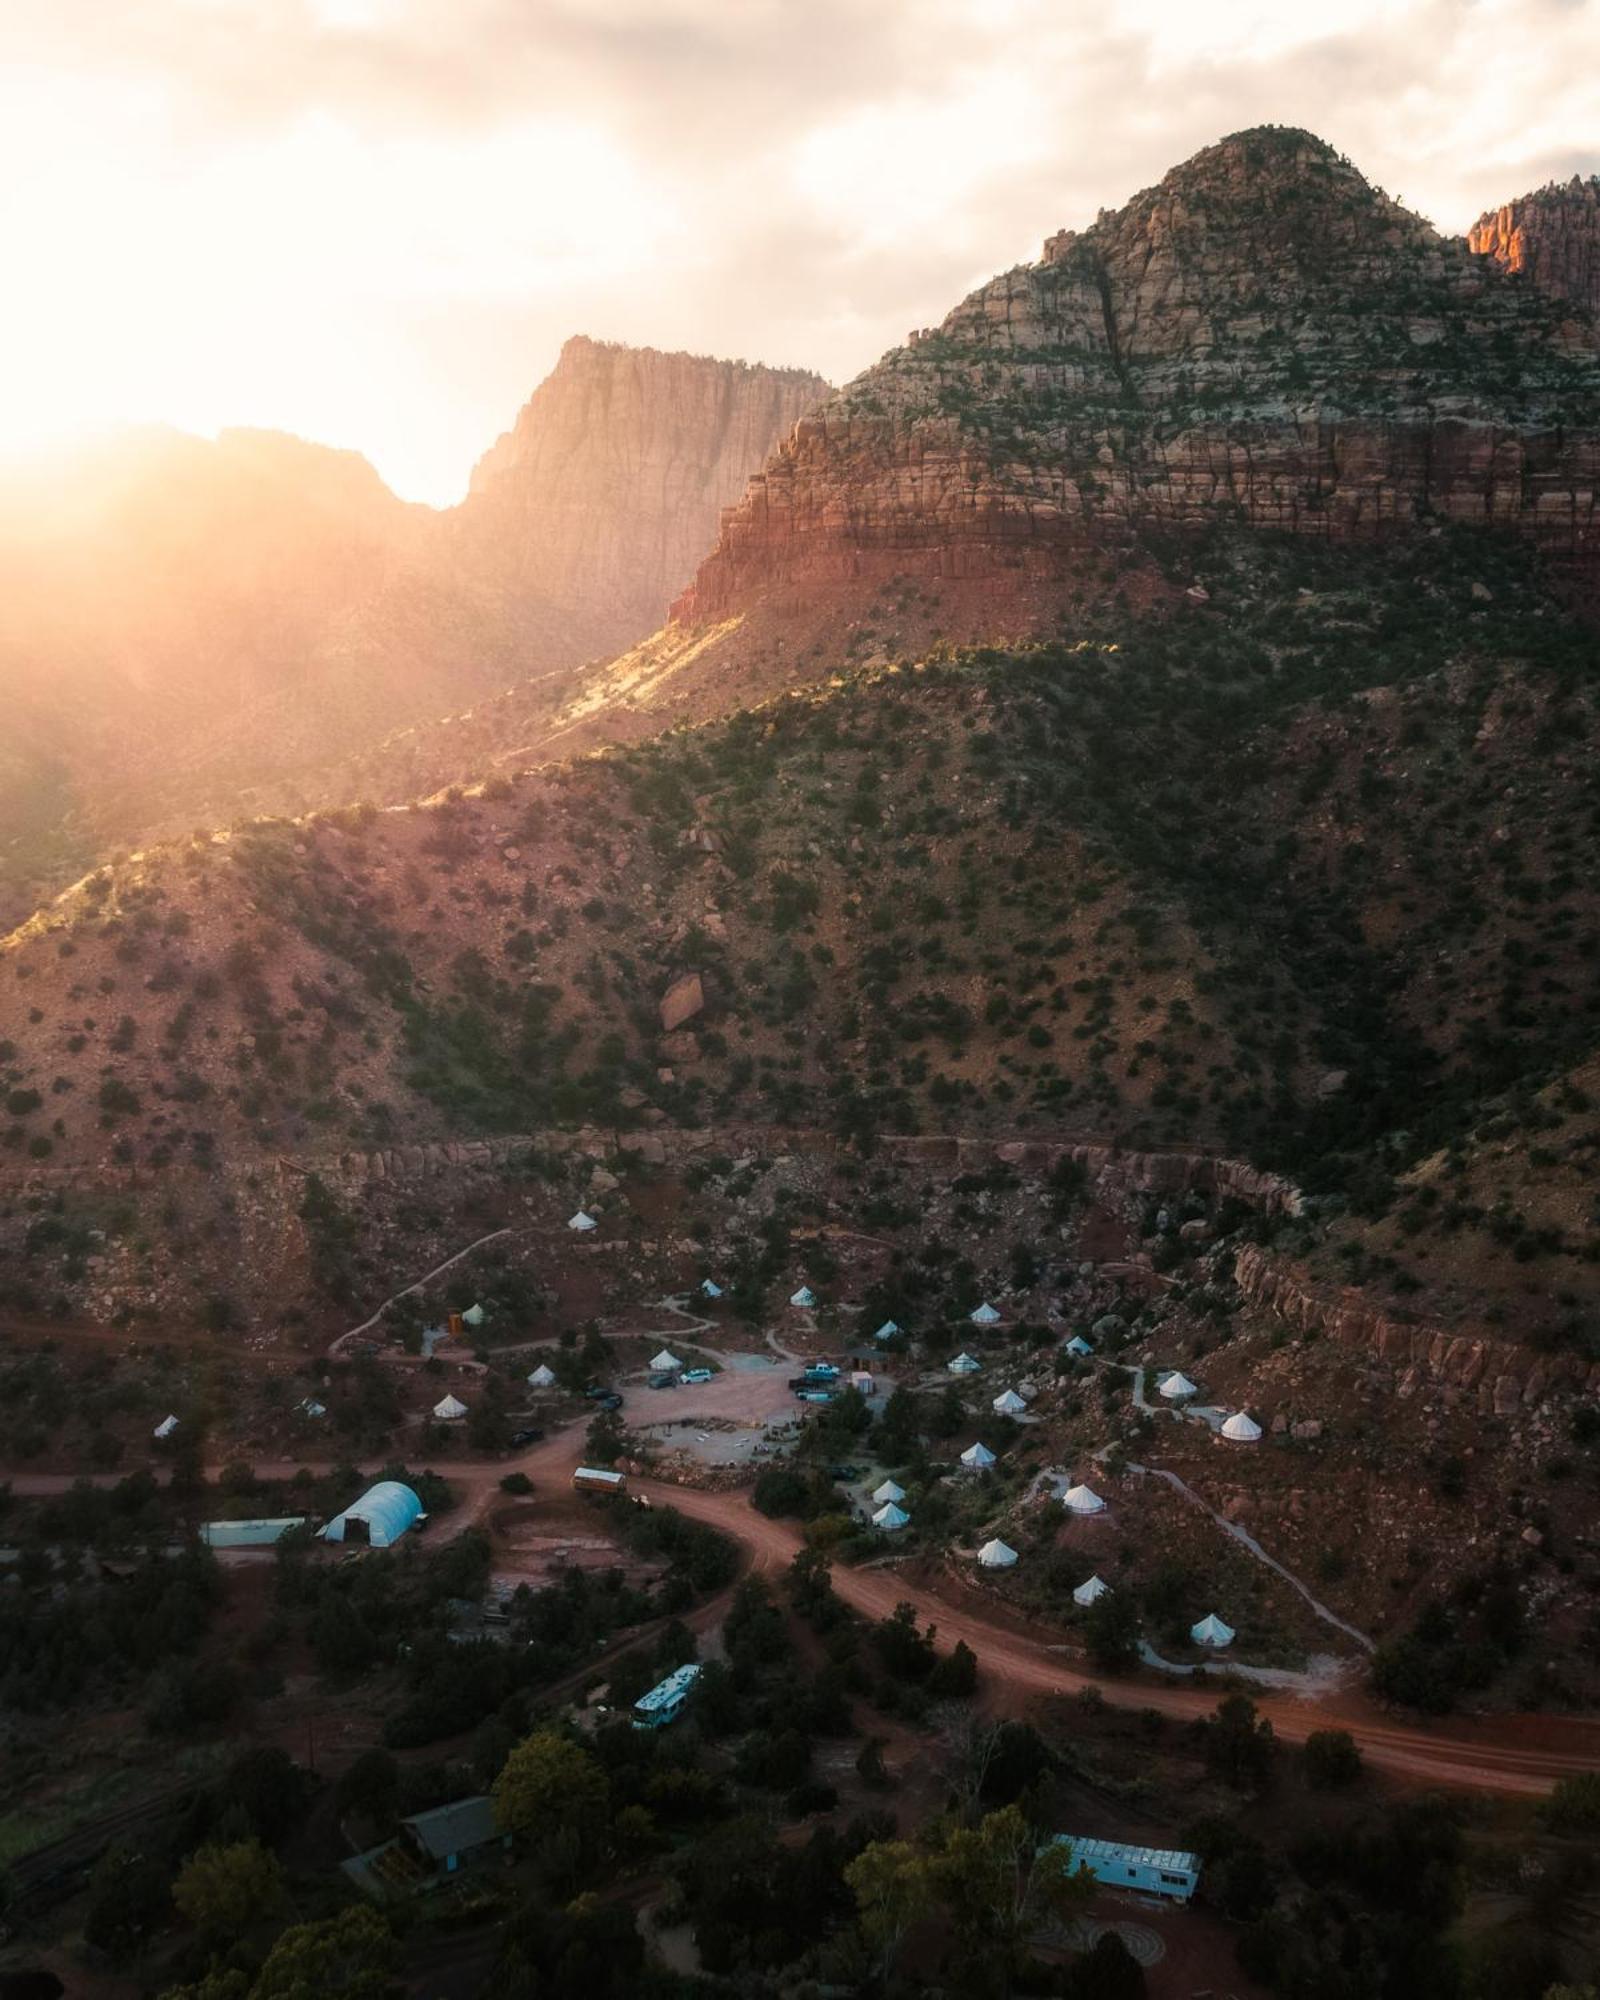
[674,129,1600,629]
[460,336,828,654]
[1470,177,1600,319]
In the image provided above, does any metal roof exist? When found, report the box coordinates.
[201,1517,306,1548]
[1055,1835,1199,1872]
[401,1796,500,1860]
[635,1662,702,1714]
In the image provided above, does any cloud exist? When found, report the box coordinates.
[0,0,1595,500]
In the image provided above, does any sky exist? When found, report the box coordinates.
[1,0,1596,504]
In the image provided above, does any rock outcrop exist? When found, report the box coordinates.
[673,128,1600,633]
[460,336,828,654]
[1470,176,1600,319]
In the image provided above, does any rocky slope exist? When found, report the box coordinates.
[1470,175,1600,318]
[458,336,827,653]
[650,128,1600,731]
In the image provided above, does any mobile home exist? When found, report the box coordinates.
[572,1466,627,1496]
[1049,1835,1200,1903]
[633,1662,702,1730]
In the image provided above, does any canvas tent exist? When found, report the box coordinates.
[960,1441,997,1470]
[153,1414,178,1440]
[977,1539,1018,1569]
[462,1304,486,1329]
[873,1320,901,1341]
[872,1479,906,1505]
[432,1393,468,1421]
[1063,1483,1106,1515]
[1221,1410,1263,1442]
[650,1350,682,1374]
[992,1389,1027,1418]
[948,1352,981,1375]
[527,1364,557,1389]
[1073,1574,1111,1606]
[790,1286,817,1308]
[1159,1371,1198,1400]
[321,1480,425,1549]
[872,1501,910,1532]
[567,1210,597,1232]
[1065,1335,1093,1358]
[970,1302,1002,1326]
[1192,1613,1235,1649]
[701,1278,723,1298]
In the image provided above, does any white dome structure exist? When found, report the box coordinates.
[872,1479,906,1505]
[1221,1410,1262,1442]
[526,1363,557,1389]
[970,1302,1002,1326]
[992,1389,1027,1418]
[1159,1371,1198,1400]
[567,1210,598,1232]
[977,1539,1018,1569]
[1191,1613,1235,1649]
[872,1501,910,1532]
[1062,1483,1106,1515]
[320,1480,425,1549]
[1073,1574,1111,1607]
[960,1441,997,1470]
[790,1286,817,1308]
[432,1393,468,1421]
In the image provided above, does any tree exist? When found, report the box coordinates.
[846,1836,936,1982]
[937,1806,1095,1994]
[1064,1928,1148,1999]
[1206,1695,1276,1792]
[158,1905,400,2000]
[172,1839,284,1938]
[494,1732,609,1847]
[1083,1589,1140,1672]
[85,1844,173,1962]
[929,1638,979,1698]
[874,1601,938,1680]
[335,1748,400,1832]
[1543,1772,1600,1834]
[1303,1728,1362,1789]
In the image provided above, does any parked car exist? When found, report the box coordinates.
[681,1368,714,1385]
[584,1386,624,1410]
[510,1427,545,1448]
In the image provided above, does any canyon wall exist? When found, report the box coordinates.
[461,336,829,652]
[673,129,1600,630]
[1470,177,1600,319]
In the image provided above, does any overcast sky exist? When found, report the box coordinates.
[2,0,1596,502]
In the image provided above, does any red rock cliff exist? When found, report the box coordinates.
[1469,175,1600,319]
[460,336,828,654]
[673,129,1600,629]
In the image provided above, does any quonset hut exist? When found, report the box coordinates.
[320,1481,426,1549]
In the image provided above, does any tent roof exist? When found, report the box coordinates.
[650,1350,682,1372]
[872,1501,910,1529]
[462,1304,486,1327]
[320,1480,424,1549]
[1192,1613,1235,1647]
[992,1390,1027,1415]
[700,1278,723,1297]
[874,1320,901,1339]
[1073,1573,1111,1604]
[568,1210,597,1230]
[433,1393,468,1419]
[1221,1410,1262,1441]
[1065,1335,1093,1355]
[1063,1483,1105,1514]
[948,1352,981,1373]
[527,1364,556,1386]
[1159,1371,1198,1398]
[977,1539,1017,1567]
[872,1479,906,1503]
[789,1286,817,1307]
[960,1441,997,1467]
[970,1302,1002,1324]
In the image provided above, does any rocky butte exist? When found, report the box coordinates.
[668,128,1600,661]
[1469,174,1600,319]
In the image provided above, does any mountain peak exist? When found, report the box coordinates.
[1470,173,1600,318]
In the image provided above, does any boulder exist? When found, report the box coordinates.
[659,972,705,1033]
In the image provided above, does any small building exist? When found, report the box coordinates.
[977,1538,1018,1569]
[1073,1573,1111,1607]
[201,1517,306,1549]
[1191,1612,1235,1649]
[650,1349,682,1375]
[790,1286,817,1308]
[873,1319,901,1341]
[960,1441,997,1471]
[399,1797,511,1875]
[948,1352,982,1376]
[1158,1371,1198,1401]
[321,1481,426,1549]
[527,1363,557,1390]
[568,1210,598,1232]
[873,1500,910,1532]
[1065,1335,1093,1358]
[992,1389,1027,1418]
[873,1478,906,1506]
[970,1302,1002,1326]
[1049,1835,1200,1903]
[432,1393,469,1422]
[633,1662,701,1730]
[1063,1483,1106,1516]
[572,1465,627,1496]
[152,1415,178,1440]
[850,1369,875,1395]
[1221,1410,1262,1443]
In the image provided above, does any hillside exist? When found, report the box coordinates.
[532,128,1600,759]
[1471,174,1600,317]
[0,344,825,929]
